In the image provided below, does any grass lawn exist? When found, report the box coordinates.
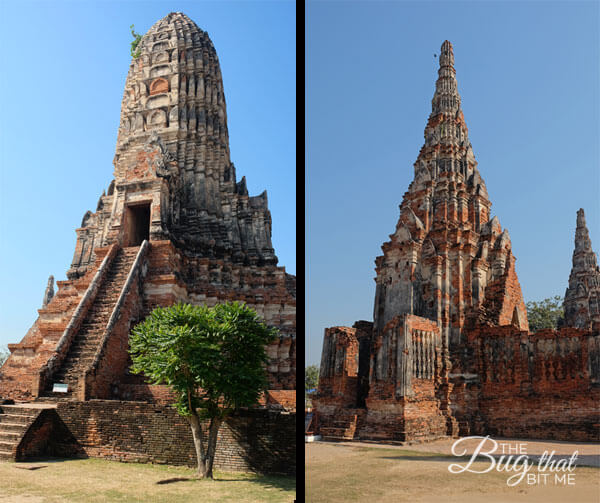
[0,457,296,503]
[306,442,600,503]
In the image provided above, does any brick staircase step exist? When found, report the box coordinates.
[47,247,137,387]
[1,408,39,417]
[0,415,31,425]
[0,406,47,461]
[0,450,13,459]
[80,323,107,329]
[0,423,28,433]
[70,338,102,346]
[68,347,97,355]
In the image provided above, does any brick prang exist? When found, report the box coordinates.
[314,40,599,444]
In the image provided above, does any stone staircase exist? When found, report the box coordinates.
[320,412,359,441]
[0,405,44,461]
[41,247,139,399]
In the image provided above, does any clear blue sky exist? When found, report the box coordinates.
[0,1,295,349]
[306,1,600,365]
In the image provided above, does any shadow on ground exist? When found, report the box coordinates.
[214,473,296,493]
[156,477,192,484]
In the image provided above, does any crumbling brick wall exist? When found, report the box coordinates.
[50,401,295,474]
[362,315,447,442]
[462,326,600,441]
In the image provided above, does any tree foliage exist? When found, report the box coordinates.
[129,302,277,478]
[526,296,564,332]
[305,364,319,394]
[130,24,142,59]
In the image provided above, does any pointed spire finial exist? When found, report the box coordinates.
[577,208,586,228]
[414,40,476,181]
[575,208,593,253]
[439,40,454,68]
[431,41,460,117]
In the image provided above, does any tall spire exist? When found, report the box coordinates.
[372,39,528,351]
[432,40,460,116]
[575,208,594,253]
[415,40,478,183]
[563,208,600,330]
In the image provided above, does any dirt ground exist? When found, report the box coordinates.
[306,440,600,503]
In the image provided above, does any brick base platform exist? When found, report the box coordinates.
[10,400,295,475]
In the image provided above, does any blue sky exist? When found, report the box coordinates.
[0,1,295,349]
[306,1,600,364]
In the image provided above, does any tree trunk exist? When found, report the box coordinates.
[188,411,208,478]
[203,416,223,479]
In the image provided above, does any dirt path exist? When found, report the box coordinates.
[306,441,600,503]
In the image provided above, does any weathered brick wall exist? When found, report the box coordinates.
[142,241,296,391]
[462,326,600,441]
[317,326,359,407]
[17,409,70,460]
[51,401,295,474]
[314,326,363,437]
[114,384,295,412]
[361,315,447,442]
[114,383,178,403]
[264,390,296,411]
[471,254,528,331]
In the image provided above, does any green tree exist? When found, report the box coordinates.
[526,296,564,331]
[129,302,276,479]
[130,24,142,59]
[305,364,319,394]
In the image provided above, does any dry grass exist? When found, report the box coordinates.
[0,458,295,503]
[306,442,600,503]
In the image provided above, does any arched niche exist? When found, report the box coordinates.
[149,78,169,96]
[148,109,167,128]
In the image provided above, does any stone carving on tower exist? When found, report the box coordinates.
[563,209,600,330]
[373,40,528,352]
[0,13,295,407]
[68,13,277,280]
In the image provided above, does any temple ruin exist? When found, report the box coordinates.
[314,41,599,443]
[563,208,600,331]
[0,13,295,473]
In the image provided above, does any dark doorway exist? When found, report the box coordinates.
[125,203,150,246]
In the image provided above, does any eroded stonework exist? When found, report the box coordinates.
[563,209,600,331]
[69,13,276,279]
[315,41,599,444]
[0,13,295,468]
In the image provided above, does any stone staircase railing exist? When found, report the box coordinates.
[81,240,150,400]
[33,244,119,398]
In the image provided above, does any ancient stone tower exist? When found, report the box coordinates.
[0,12,296,406]
[563,209,600,330]
[373,40,528,352]
[69,12,276,278]
[315,41,599,444]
